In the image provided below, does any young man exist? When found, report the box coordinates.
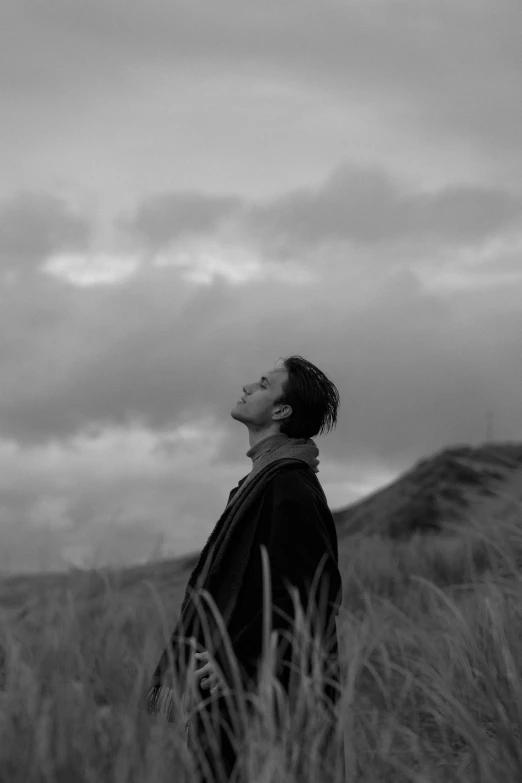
[146,355,343,782]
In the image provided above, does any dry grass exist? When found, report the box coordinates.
[1,499,522,782]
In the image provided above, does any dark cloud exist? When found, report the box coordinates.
[123,167,522,250]
[118,191,241,249]
[0,265,241,445]
[0,172,520,454]
[0,254,521,467]
[0,192,92,270]
[245,167,522,247]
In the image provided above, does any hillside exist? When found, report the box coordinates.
[332,440,522,541]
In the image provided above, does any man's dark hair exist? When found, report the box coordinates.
[272,355,340,439]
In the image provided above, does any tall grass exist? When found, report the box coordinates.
[0,498,521,781]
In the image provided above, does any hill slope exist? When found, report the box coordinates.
[332,441,522,540]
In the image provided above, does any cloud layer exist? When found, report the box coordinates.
[0,192,92,270]
[119,167,522,253]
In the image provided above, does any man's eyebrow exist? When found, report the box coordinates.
[261,376,271,386]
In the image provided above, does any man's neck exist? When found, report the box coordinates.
[247,428,283,450]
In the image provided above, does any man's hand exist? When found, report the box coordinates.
[193,650,226,695]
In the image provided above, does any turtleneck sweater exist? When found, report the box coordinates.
[246,432,319,472]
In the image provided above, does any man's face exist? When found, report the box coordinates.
[231,367,292,430]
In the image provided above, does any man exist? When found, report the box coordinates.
[146,355,343,782]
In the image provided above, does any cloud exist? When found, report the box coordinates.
[1,234,521,455]
[118,191,241,250]
[0,422,227,572]
[0,262,242,445]
[243,166,522,248]
[0,192,92,271]
[0,171,520,455]
[121,166,522,253]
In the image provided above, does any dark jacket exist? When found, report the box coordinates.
[191,463,343,714]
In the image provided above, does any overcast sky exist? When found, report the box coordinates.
[1,0,521,574]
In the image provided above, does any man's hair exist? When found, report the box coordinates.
[272,355,340,439]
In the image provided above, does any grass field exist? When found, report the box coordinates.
[1,498,521,782]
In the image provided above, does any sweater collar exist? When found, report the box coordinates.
[246,432,290,465]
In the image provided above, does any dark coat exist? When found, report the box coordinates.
[191,463,343,716]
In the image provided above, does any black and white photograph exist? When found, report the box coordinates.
[0,1,521,781]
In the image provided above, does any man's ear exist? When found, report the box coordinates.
[276,404,292,420]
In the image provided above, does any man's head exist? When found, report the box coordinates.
[231,355,340,442]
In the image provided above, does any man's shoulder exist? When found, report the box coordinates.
[265,462,325,501]
[265,464,338,552]
[267,460,314,482]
